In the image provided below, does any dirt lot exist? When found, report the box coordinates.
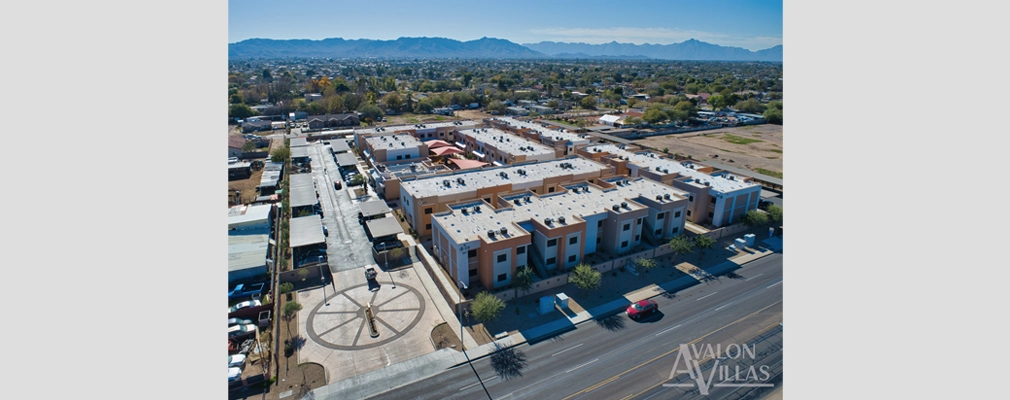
[227,134,281,206]
[634,124,783,177]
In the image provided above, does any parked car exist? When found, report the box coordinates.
[228,354,247,369]
[228,367,242,383]
[228,283,265,299]
[626,299,659,320]
[334,180,342,190]
[228,324,258,339]
[229,300,261,313]
[227,318,253,327]
[322,226,328,237]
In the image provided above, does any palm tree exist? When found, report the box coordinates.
[668,235,694,266]
[693,235,716,261]
[634,257,658,279]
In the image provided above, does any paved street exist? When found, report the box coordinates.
[369,254,783,400]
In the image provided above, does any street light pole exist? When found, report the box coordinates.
[319,264,328,306]
[459,280,492,400]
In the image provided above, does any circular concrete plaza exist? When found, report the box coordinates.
[306,283,426,350]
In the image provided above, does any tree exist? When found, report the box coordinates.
[282,301,302,336]
[270,146,290,163]
[734,98,766,114]
[381,92,404,112]
[766,205,783,224]
[580,96,598,110]
[486,101,506,115]
[693,235,716,261]
[570,263,601,297]
[642,108,668,124]
[668,235,694,265]
[708,94,726,112]
[513,266,534,303]
[763,106,783,125]
[229,103,256,119]
[241,140,256,152]
[740,210,769,228]
[634,257,658,279]
[357,103,383,122]
[230,94,244,104]
[471,291,506,324]
[349,174,365,187]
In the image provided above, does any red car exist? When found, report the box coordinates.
[627,299,659,319]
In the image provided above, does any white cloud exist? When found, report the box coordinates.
[527,27,782,50]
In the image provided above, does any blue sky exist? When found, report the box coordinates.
[229,0,782,51]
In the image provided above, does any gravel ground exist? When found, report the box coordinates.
[635,124,783,176]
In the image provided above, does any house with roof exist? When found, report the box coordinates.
[229,135,247,158]
[307,113,360,130]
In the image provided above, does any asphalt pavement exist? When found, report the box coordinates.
[366,253,783,400]
[309,142,376,273]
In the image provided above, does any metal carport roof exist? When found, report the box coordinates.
[289,215,325,247]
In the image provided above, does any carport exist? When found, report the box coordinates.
[358,200,391,222]
[289,174,319,215]
[290,215,326,268]
[364,217,406,266]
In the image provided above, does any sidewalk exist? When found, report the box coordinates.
[307,227,781,399]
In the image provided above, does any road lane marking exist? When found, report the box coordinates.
[714,303,731,311]
[563,300,783,400]
[654,324,682,337]
[696,292,717,301]
[744,273,764,281]
[552,343,584,357]
[766,281,782,289]
[459,377,495,391]
[566,358,599,373]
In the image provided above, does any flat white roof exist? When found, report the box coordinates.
[492,117,590,145]
[434,177,688,243]
[459,128,555,157]
[401,157,611,199]
[289,215,324,247]
[228,232,270,272]
[365,134,423,150]
[590,144,758,193]
[356,120,477,135]
[227,204,272,228]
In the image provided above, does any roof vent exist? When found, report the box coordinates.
[558,216,566,224]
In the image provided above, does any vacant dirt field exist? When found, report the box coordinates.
[635,124,783,177]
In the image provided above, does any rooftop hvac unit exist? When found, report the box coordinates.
[729,176,735,181]
[583,187,590,193]
[558,216,566,224]
[704,181,710,186]
[443,180,450,187]
[656,195,663,201]
[544,218,553,225]
[473,205,480,213]
[613,204,621,211]
[462,208,469,215]
[514,199,522,206]
[488,230,496,238]
[624,179,630,185]
[525,196,531,203]
[622,202,629,209]
[500,227,507,235]
[664,194,671,200]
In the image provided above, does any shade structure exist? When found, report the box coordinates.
[448,158,488,170]
[430,146,464,157]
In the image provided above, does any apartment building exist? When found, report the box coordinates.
[363,134,428,163]
[353,120,479,150]
[457,127,558,166]
[430,176,689,290]
[577,144,762,227]
[486,117,591,155]
[398,157,615,239]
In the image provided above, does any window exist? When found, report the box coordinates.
[425,223,431,230]
[517,246,526,255]
[497,254,507,263]
[424,207,433,214]
[598,220,604,228]
[546,257,556,265]
[569,236,578,245]
[396,155,402,160]
[637,218,642,225]
[439,132,444,136]
[548,187,555,193]
[674,211,681,218]
[635,235,640,241]
[532,188,538,193]
[672,227,679,234]
[547,239,557,247]
[710,197,716,204]
[708,212,714,219]
[467,249,477,258]
[655,229,663,236]
[621,241,629,248]
[498,273,507,282]
[568,255,576,263]
[469,268,477,277]
[657,212,665,220]
[689,195,694,202]
[687,210,692,217]
[623,224,630,231]
[596,237,602,244]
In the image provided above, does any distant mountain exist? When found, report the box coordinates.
[522,39,782,62]
[551,53,652,60]
[228,37,546,59]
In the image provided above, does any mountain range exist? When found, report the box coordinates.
[228,37,781,62]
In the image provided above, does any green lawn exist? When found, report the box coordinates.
[754,168,783,179]
[721,134,763,145]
